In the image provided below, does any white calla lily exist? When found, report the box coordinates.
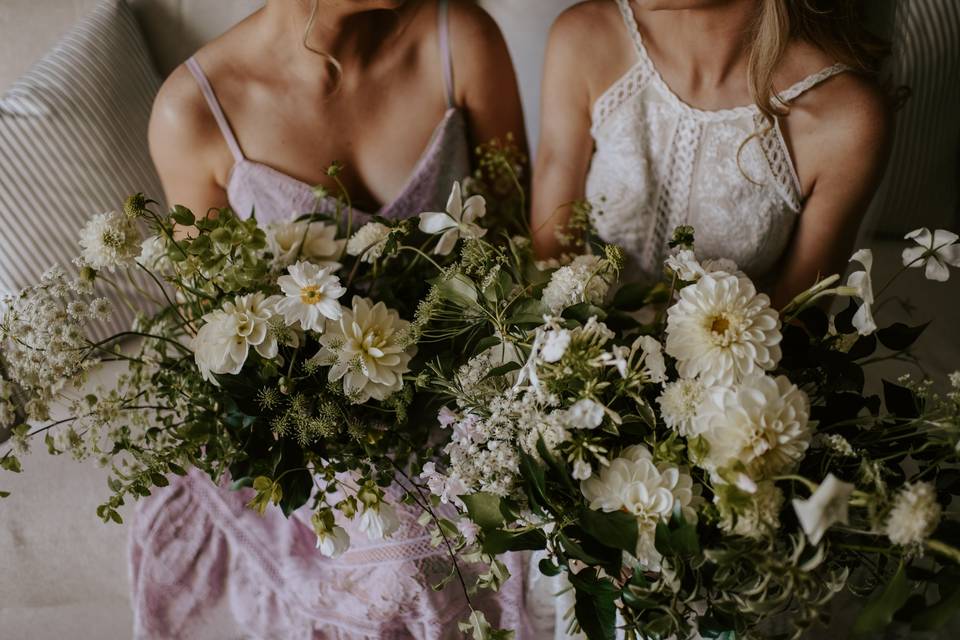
[845,249,876,335]
[791,473,855,545]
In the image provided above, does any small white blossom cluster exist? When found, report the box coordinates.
[422,390,568,502]
[0,375,19,428]
[885,481,942,547]
[0,266,111,419]
[541,254,613,313]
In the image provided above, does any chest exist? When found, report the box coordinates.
[219,71,449,212]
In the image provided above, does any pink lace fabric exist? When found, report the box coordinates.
[130,4,530,636]
[130,470,530,639]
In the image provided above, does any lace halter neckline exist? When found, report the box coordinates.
[596,0,852,127]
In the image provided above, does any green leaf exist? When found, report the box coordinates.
[481,528,547,554]
[612,282,653,311]
[0,490,10,498]
[483,361,521,381]
[461,492,507,530]
[0,455,21,473]
[438,273,479,308]
[474,336,502,353]
[877,322,929,352]
[569,569,618,640]
[518,452,550,514]
[170,205,195,226]
[579,507,639,554]
[852,564,912,637]
[538,558,561,577]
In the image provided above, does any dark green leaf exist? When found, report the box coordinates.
[473,336,502,353]
[563,303,607,323]
[883,380,920,418]
[579,507,639,554]
[481,528,547,554]
[538,558,561,577]
[170,205,195,226]
[612,282,653,311]
[877,322,929,352]
[569,569,618,640]
[847,334,877,360]
[483,361,521,381]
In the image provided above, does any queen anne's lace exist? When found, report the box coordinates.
[586,0,851,285]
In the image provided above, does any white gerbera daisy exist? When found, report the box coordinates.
[418,182,487,256]
[311,296,416,403]
[695,373,811,478]
[276,261,346,332]
[885,482,941,546]
[346,222,392,263]
[665,272,781,386]
[193,292,279,384]
[79,210,142,271]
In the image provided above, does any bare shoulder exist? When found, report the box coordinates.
[801,75,892,176]
[546,1,631,100]
[445,0,509,55]
[784,41,892,154]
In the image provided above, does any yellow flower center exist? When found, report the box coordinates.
[300,284,324,305]
[710,315,730,335]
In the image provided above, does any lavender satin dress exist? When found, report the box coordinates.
[129,4,530,638]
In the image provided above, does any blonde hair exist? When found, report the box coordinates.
[748,0,887,121]
[303,0,343,82]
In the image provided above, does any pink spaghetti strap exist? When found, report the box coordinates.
[438,0,455,108]
[185,56,245,162]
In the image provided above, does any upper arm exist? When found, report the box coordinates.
[530,5,602,259]
[148,65,229,218]
[773,76,892,307]
[448,2,527,158]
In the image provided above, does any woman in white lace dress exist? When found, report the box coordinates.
[531,0,892,307]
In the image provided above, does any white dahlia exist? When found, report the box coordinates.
[542,254,612,313]
[275,261,345,332]
[79,210,142,271]
[266,218,344,269]
[580,445,692,568]
[193,292,279,383]
[346,222,392,263]
[885,482,941,546]
[665,273,782,386]
[658,378,707,437]
[311,296,415,403]
[695,374,811,478]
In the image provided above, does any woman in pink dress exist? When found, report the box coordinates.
[131,1,529,638]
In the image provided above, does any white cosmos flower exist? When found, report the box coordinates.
[79,210,142,271]
[792,473,855,544]
[665,272,782,386]
[315,525,351,557]
[357,503,400,540]
[276,261,346,332]
[193,292,279,384]
[311,296,415,403]
[542,254,612,313]
[695,374,811,478]
[418,182,487,255]
[566,398,605,429]
[845,249,876,335]
[265,218,344,269]
[902,228,960,282]
[346,222,392,263]
[658,378,707,437]
[885,481,942,546]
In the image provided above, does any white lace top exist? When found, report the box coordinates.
[586,0,850,285]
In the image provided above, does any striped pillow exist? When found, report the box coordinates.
[0,0,165,337]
